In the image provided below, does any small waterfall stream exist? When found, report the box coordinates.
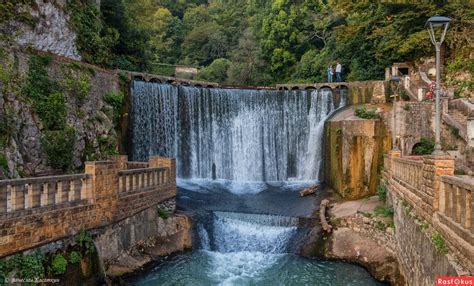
[130,82,345,181]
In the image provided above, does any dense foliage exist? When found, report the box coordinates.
[73,1,472,85]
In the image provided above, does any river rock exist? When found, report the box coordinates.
[326,227,404,285]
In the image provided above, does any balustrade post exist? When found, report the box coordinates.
[388,150,401,180]
[85,161,119,226]
[422,155,454,213]
[108,155,128,170]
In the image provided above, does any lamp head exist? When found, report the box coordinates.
[426,15,452,27]
[426,15,451,45]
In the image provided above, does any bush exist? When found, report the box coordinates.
[157,207,171,219]
[50,254,67,276]
[41,127,76,171]
[76,230,95,255]
[68,251,82,264]
[1,253,45,281]
[196,58,232,84]
[412,138,435,155]
[374,205,394,217]
[431,232,448,255]
[354,106,378,119]
[377,183,388,202]
[37,92,67,130]
[103,91,124,129]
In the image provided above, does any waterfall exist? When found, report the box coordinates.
[212,211,298,253]
[130,82,344,181]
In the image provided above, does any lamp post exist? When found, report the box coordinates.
[390,76,401,151]
[426,15,451,156]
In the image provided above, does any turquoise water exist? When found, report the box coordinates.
[129,210,385,286]
[130,250,385,286]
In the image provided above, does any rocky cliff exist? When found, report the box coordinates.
[0,49,121,178]
[2,0,81,60]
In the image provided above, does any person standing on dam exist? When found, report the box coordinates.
[336,61,343,82]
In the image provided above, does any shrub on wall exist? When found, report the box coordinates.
[412,138,435,155]
[102,91,124,129]
[50,254,67,276]
[41,127,76,171]
[354,106,378,119]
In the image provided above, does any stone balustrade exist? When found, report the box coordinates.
[439,175,473,245]
[0,174,91,215]
[118,167,169,193]
[125,161,149,169]
[392,157,423,191]
[0,156,176,257]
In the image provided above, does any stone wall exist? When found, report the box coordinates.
[389,101,435,155]
[94,198,191,277]
[383,151,473,284]
[389,190,459,285]
[0,156,176,257]
[325,108,391,199]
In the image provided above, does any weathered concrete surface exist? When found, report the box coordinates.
[331,196,383,218]
[325,105,391,199]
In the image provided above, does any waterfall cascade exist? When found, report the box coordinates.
[130,82,345,181]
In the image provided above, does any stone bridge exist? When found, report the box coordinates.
[123,70,219,88]
[277,80,388,105]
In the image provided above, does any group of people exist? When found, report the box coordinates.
[326,61,343,83]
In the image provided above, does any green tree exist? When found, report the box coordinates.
[196,58,231,83]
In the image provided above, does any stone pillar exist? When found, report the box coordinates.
[422,155,454,212]
[387,150,401,179]
[108,155,128,170]
[385,68,391,81]
[149,157,176,185]
[467,117,474,148]
[85,161,119,226]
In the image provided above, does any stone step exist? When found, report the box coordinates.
[448,110,468,126]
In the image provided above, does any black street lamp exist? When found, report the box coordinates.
[426,15,451,156]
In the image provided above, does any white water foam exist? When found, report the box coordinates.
[130,83,345,181]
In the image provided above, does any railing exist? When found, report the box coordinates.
[439,175,473,234]
[384,154,391,173]
[126,161,149,169]
[118,167,169,193]
[0,174,91,214]
[392,157,423,190]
